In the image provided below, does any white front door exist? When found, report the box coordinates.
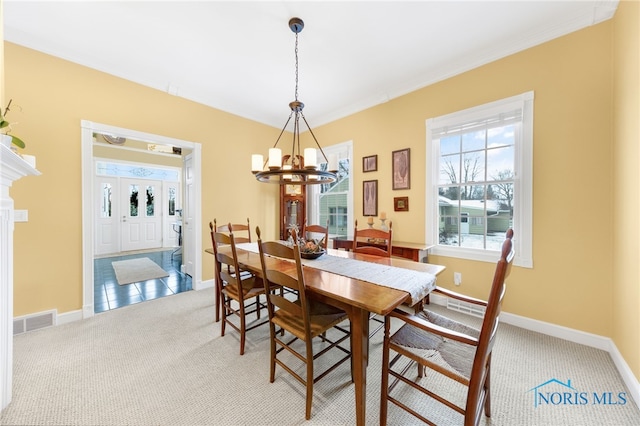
[120,178,163,251]
[95,176,119,255]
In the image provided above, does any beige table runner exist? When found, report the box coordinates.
[236,242,435,306]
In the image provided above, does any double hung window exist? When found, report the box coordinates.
[307,141,353,239]
[426,92,533,267]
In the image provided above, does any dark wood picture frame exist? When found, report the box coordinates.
[363,180,378,216]
[363,155,378,172]
[394,196,409,212]
[392,148,411,190]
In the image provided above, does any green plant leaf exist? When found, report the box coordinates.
[10,135,25,149]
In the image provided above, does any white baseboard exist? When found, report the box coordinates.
[430,293,640,410]
[58,309,83,325]
[194,278,214,291]
[607,339,640,411]
[500,311,639,409]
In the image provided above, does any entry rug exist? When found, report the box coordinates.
[112,257,169,285]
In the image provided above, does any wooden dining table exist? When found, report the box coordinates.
[205,245,445,426]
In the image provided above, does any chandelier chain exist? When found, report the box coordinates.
[294,31,299,102]
[252,17,337,185]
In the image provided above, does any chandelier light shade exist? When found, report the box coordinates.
[252,17,338,185]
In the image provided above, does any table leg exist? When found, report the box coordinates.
[348,307,369,426]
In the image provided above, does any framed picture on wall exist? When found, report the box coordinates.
[392,148,411,190]
[363,180,378,216]
[363,155,378,172]
[394,196,409,212]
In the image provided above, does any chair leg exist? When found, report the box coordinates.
[269,323,277,383]
[484,359,491,417]
[220,294,227,337]
[380,317,391,426]
[239,299,246,355]
[215,277,221,322]
[305,343,314,420]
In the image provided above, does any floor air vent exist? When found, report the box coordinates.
[13,310,56,335]
[446,298,486,318]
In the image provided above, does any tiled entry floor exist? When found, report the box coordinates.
[94,249,192,313]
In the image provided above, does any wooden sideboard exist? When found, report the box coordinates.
[332,237,433,263]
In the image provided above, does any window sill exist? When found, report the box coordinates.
[431,245,532,268]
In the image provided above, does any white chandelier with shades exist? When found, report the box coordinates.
[251,17,338,185]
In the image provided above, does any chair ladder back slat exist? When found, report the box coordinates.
[303,219,330,249]
[352,219,393,257]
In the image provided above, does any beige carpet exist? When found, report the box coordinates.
[112,257,169,285]
[1,288,638,425]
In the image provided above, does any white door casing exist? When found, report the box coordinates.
[82,120,203,318]
[183,154,194,276]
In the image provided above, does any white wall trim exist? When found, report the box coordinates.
[81,120,203,318]
[195,278,215,291]
[56,309,84,325]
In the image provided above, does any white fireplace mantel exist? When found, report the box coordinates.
[1,144,40,411]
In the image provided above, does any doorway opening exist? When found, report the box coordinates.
[81,121,202,317]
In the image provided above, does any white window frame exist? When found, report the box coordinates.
[425,92,533,268]
[308,140,353,237]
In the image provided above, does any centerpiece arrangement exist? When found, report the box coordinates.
[287,232,326,259]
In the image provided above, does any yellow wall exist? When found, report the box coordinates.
[3,42,280,316]
[3,5,638,382]
[612,0,640,379]
[314,22,614,337]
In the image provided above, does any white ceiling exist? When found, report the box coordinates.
[3,1,618,129]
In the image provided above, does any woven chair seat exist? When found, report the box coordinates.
[390,310,480,380]
[380,229,514,426]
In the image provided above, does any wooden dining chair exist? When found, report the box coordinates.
[380,229,515,426]
[352,219,393,336]
[352,219,392,257]
[256,227,352,420]
[214,217,251,242]
[212,223,276,355]
[210,218,253,322]
[302,219,329,249]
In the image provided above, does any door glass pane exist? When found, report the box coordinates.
[129,185,139,217]
[146,185,155,217]
[168,187,176,216]
[100,183,112,218]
